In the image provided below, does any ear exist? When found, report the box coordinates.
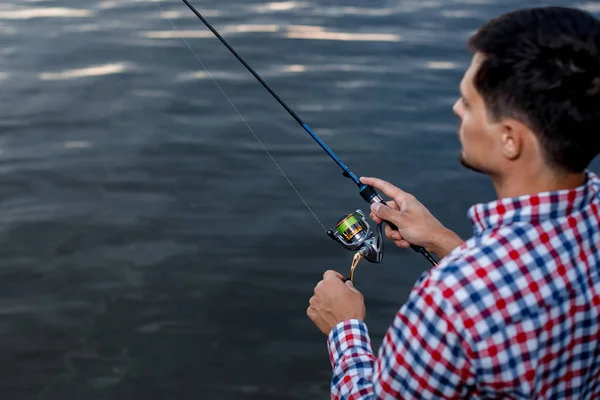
[500,119,525,160]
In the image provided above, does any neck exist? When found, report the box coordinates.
[491,166,587,199]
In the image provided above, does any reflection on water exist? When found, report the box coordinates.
[442,9,478,18]
[1,0,599,399]
[280,64,307,73]
[141,24,400,42]
[0,8,93,19]
[285,25,402,42]
[252,1,309,13]
[427,61,459,70]
[39,63,134,81]
[140,24,280,39]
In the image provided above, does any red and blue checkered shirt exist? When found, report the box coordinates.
[327,170,600,399]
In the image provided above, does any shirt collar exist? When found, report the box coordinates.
[467,170,600,235]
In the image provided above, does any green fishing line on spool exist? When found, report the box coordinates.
[336,214,364,241]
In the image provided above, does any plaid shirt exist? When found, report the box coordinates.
[327,170,600,399]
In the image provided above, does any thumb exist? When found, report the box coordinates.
[324,270,344,281]
[345,280,359,292]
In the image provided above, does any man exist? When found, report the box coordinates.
[307,6,600,399]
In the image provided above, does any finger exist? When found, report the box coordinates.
[398,240,411,248]
[384,223,399,239]
[370,212,383,224]
[324,270,344,281]
[389,230,405,241]
[345,281,364,300]
[370,202,402,226]
[393,239,410,248]
[384,201,400,211]
[360,177,408,200]
[314,281,323,293]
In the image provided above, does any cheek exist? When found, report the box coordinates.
[459,113,474,143]
[459,114,487,160]
[461,112,484,142]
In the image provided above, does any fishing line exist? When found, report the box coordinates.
[153,0,327,232]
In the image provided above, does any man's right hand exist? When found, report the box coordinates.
[360,177,464,260]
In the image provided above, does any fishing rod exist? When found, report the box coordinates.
[179,0,437,267]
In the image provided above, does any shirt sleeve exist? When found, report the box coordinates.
[327,319,377,400]
[327,279,476,400]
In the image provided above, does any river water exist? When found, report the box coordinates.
[1,0,599,398]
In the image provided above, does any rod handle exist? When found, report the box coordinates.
[359,184,438,267]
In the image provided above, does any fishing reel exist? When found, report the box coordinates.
[327,209,384,282]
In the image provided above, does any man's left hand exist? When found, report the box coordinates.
[307,270,366,335]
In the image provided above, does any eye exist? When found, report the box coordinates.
[461,97,469,108]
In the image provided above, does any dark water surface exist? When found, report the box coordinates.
[1,0,599,398]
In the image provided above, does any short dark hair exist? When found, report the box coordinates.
[469,6,600,173]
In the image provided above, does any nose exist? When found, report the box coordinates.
[452,98,463,118]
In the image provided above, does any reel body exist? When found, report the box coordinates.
[327,209,384,264]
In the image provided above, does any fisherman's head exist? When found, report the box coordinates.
[453,6,600,179]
